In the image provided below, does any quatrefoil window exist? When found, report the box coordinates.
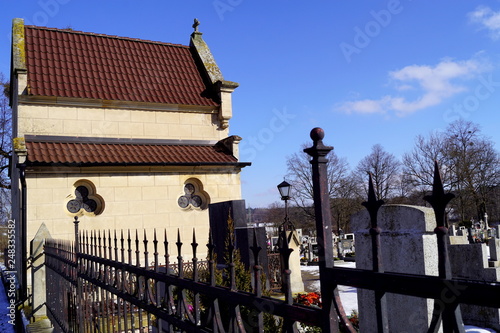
[178,180,209,210]
[66,181,104,216]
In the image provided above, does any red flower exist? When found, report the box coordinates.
[294,292,322,308]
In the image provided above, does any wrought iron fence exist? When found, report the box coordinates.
[44,127,500,333]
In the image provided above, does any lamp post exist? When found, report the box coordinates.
[277,179,296,311]
[277,180,293,232]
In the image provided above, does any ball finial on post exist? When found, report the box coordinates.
[310,127,325,142]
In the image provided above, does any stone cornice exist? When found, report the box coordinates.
[18,95,219,113]
[25,164,249,174]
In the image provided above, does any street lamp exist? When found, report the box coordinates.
[277,180,291,201]
[277,180,293,232]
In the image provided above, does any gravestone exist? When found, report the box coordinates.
[30,223,52,318]
[352,205,439,333]
[490,238,500,264]
[209,200,270,282]
[280,228,305,293]
[449,243,500,331]
[451,224,457,236]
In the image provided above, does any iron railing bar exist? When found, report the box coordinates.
[79,253,207,286]
[77,258,325,326]
[80,270,324,326]
[44,250,77,268]
[44,264,77,286]
[79,275,211,332]
[326,266,500,307]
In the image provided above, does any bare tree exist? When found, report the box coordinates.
[402,120,500,222]
[0,74,11,227]
[444,120,500,221]
[285,143,358,235]
[286,145,351,213]
[403,132,449,190]
[0,74,11,191]
[353,144,401,200]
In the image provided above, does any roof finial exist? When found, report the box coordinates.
[192,18,200,33]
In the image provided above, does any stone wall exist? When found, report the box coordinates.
[17,103,227,141]
[26,171,242,254]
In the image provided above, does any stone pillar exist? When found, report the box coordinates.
[282,229,305,294]
[352,205,439,333]
[30,223,52,318]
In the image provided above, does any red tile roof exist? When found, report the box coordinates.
[24,25,219,107]
[25,140,241,166]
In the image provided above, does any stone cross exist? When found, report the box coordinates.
[192,18,200,32]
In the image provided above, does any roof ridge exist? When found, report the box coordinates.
[24,25,190,49]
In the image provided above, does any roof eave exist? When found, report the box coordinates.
[25,161,251,168]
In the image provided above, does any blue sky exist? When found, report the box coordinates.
[1,1,500,208]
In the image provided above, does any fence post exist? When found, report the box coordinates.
[362,173,389,332]
[74,216,84,333]
[304,127,352,333]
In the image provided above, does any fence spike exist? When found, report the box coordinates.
[424,160,455,228]
[108,229,112,261]
[176,229,183,257]
[91,230,95,256]
[207,229,216,286]
[191,228,198,260]
[207,228,216,262]
[127,229,132,265]
[143,229,148,249]
[153,229,158,251]
[153,229,158,267]
[176,229,183,278]
[120,229,124,261]
[103,230,107,257]
[99,229,103,254]
[362,172,385,229]
[143,229,149,269]
[135,229,141,267]
[164,229,170,269]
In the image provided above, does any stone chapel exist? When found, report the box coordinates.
[9,18,250,298]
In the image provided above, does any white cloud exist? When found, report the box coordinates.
[336,57,489,117]
[468,5,500,40]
